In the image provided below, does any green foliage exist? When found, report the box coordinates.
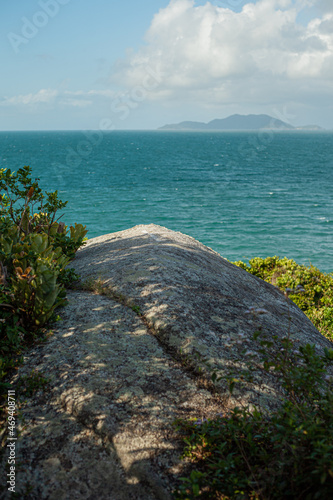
[52,222,88,259]
[0,165,67,231]
[175,260,333,499]
[0,165,86,394]
[15,369,49,398]
[0,289,24,392]
[174,333,333,499]
[131,304,141,315]
[1,231,69,329]
[58,267,81,288]
[233,256,333,342]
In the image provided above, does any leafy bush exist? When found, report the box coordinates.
[0,165,67,232]
[1,230,69,329]
[0,166,87,391]
[15,368,49,398]
[58,267,81,288]
[175,266,333,499]
[0,287,24,388]
[175,328,333,499]
[233,257,333,342]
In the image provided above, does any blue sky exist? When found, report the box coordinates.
[1,0,332,130]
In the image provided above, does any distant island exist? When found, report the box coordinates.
[158,114,323,131]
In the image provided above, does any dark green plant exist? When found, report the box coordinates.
[52,224,88,259]
[15,369,49,398]
[58,267,81,288]
[131,304,141,315]
[233,257,333,342]
[174,317,333,499]
[1,231,69,329]
[0,165,87,399]
[0,165,67,231]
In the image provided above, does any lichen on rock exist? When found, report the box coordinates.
[1,224,331,499]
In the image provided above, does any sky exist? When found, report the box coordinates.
[0,0,332,130]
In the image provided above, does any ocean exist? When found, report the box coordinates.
[0,130,332,273]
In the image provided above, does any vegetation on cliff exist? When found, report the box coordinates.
[0,166,87,397]
[175,259,333,499]
[1,166,333,498]
[234,256,333,343]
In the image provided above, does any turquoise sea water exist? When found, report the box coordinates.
[0,130,332,273]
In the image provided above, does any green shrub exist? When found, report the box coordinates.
[15,369,49,398]
[175,267,333,500]
[1,231,69,329]
[233,257,333,342]
[175,329,333,499]
[0,165,67,231]
[58,267,81,288]
[0,165,87,393]
[0,287,24,391]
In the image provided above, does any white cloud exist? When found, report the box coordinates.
[1,1,332,128]
[64,90,117,98]
[110,0,333,117]
[59,98,93,108]
[0,88,117,109]
[0,89,58,106]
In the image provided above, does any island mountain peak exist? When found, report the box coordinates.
[158,114,322,131]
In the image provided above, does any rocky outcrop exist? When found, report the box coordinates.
[70,224,331,407]
[2,290,221,499]
[1,224,331,499]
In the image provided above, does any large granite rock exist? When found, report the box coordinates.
[1,224,331,499]
[2,290,221,499]
[71,224,332,406]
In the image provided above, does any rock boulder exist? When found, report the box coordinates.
[71,224,332,407]
[1,224,331,499]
